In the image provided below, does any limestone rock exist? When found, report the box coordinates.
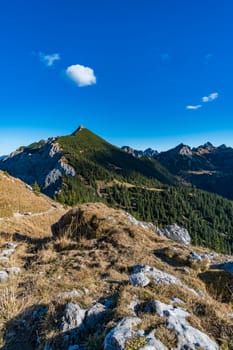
[161,224,191,244]
[58,289,85,299]
[6,266,22,275]
[153,300,219,350]
[104,317,141,350]
[85,302,108,331]
[129,264,182,287]
[0,248,15,257]
[61,303,86,332]
[0,270,8,282]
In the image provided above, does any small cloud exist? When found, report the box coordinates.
[186,105,202,110]
[66,64,96,87]
[202,92,219,102]
[160,53,171,62]
[39,52,60,67]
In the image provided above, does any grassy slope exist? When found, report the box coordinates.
[58,128,176,187]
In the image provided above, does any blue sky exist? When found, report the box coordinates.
[0,0,232,154]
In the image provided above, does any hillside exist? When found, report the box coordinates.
[0,201,232,349]
[0,170,66,238]
[0,127,175,199]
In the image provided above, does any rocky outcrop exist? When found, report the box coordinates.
[161,224,191,245]
[129,264,200,296]
[153,300,218,350]
[0,138,76,196]
[129,264,182,287]
[121,146,158,158]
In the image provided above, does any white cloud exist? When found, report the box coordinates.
[186,105,202,110]
[202,92,219,102]
[39,52,60,67]
[66,64,96,87]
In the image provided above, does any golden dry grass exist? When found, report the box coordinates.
[0,201,232,348]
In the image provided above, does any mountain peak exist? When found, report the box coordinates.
[71,125,85,136]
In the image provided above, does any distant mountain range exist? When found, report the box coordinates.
[122,142,233,199]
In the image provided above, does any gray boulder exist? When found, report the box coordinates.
[85,302,108,331]
[0,270,8,282]
[129,265,182,287]
[104,317,141,350]
[0,248,15,257]
[161,224,191,244]
[153,300,218,350]
[61,303,86,332]
[6,266,22,275]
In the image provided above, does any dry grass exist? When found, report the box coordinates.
[0,171,51,217]
[0,201,232,348]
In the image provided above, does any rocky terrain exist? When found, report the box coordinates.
[0,195,232,349]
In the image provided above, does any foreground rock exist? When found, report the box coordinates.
[153,300,219,350]
[104,317,167,350]
[129,264,182,287]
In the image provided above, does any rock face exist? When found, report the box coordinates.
[0,138,75,196]
[61,303,86,332]
[104,317,142,350]
[0,270,8,282]
[129,264,200,296]
[161,224,191,245]
[153,300,219,350]
[121,146,158,158]
[129,264,182,287]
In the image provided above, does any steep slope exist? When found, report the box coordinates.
[0,138,75,197]
[0,170,66,238]
[0,202,232,349]
[0,127,176,199]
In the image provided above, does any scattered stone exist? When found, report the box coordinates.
[0,256,9,263]
[129,264,182,287]
[161,224,191,245]
[129,265,201,297]
[104,317,168,350]
[171,297,185,305]
[0,248,15,257]
[124,212,164,236]
[58,289,85,299]
[85,302,108,331]
[4,242,17,249]
[152,300,219,350]
[6,266,22,275]
[104,317,141,350]
[189,251,203,263]
[0,270,8,282]
[61,303,86,332]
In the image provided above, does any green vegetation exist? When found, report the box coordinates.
[32,181,41,195]
[58,128,176,188]
[106,185,233,254]
[55,128,233,254]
